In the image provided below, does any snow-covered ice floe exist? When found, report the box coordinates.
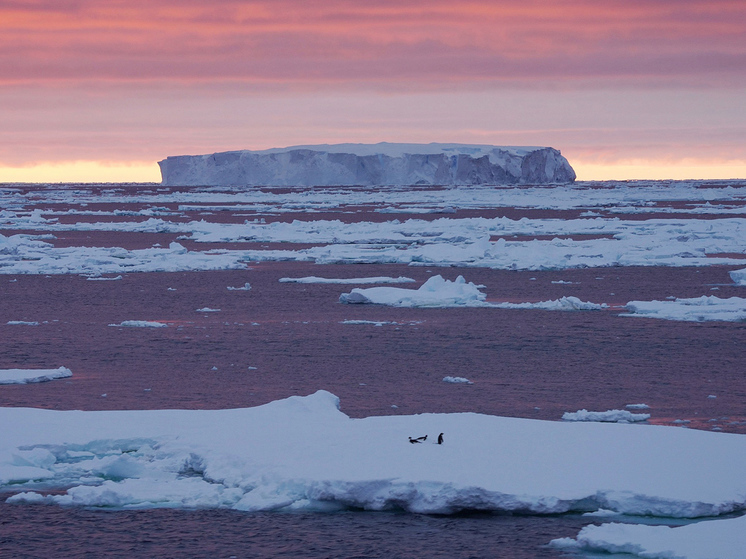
[562,409,651,423]
[108,321,168,328]
[6,321,39,326]
[340,275,606,310]
[2,391,745,520]
[551,515,746,559]
[0,367,72,385]
[730,267,746,286]
[442,376,473,384]
[280,276,415,285]
[227,282,251,291]
[623,296,746,322]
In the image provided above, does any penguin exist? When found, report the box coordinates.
[409,437,422,444]
[437,433,444,445]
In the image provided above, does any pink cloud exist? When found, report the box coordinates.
[0,0,743,86]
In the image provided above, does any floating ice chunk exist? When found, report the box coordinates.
[0,391,745,518]
[227,283,251,291]
[491,296,607,311]
[551,515,746,559]
[341,320,395,326]
[6,321,39,326]
[196,307,221,312]
[109,321,168,328]
[623,296,746,322]
[339,275,487,307]
[729,267,746,286]
[443,376,473,384]
[626,403,650,410]
[281,276,416,284]
[86,275,123,281]
[0,366,72,385]
[562,409,650,423]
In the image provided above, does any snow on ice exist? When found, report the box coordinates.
[551,515,746,559]
[562,409,651,423]
[280,276,415,284]
[442,377,473,384]
[1,391,745,523]
[623,296,746,322]
[0,367,72,385]
[108,321,168,328]
[339,275,606,310]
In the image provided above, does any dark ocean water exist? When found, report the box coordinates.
[0,504,594,559]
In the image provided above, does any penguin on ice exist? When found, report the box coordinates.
[437,433,444,445]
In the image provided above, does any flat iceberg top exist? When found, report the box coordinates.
[221,142,547,158]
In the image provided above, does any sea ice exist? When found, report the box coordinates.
[0,366,72,385]
[280,276,416,284]
[562,409,651,423]
[339,275,606,310]
[552,515,746,559]
[1,391,744,521]
[442,376,473,384]
[623,296,746,322]
[6,321,39,326]
[108,321,168,328]
[227,283,251,291]
[340,275,487,307]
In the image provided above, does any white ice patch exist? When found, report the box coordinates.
[227,283,251,291]
[108,321,168,328]
[6,321,39,326]
[0,367,72,385]
[730,267,746,286]
[340,275,487,307]
[280,276,416,284]
[623,296,746,322]
[442,376,473,384]
[340,275,606,310]
[1,391,745,519]
[551,515,746,559]
[626,404,651,410]
[196,307,221,312]
[562,409,651,423]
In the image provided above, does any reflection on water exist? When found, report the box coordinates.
[0,503,596,559]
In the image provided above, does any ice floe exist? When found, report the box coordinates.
[6,321,39,326]
[340,275,487,307]
[551,515,746,559]
[108,321,168,328]
[623,296,746,322]
[562,409,651,423]
[339,275,606,310]
[1,391,745,520]
[442,376,473,384]
[227,283,251,291]
[0,367,72,385]
[729,267,746,286]
[280,276,415,284]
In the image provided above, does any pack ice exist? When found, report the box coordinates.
[158,143,576,186]
[3,391,745,521]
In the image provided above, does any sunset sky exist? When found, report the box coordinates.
[1,0,745,182]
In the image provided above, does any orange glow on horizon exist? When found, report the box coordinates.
[2,159,744,184]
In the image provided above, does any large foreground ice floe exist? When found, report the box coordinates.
[340,275,606,310]
[551,515,746,559]
[2,391,745,521]
[0,367,72,385]
[623,296,746,322]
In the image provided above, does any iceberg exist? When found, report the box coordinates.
[158,143,576,187]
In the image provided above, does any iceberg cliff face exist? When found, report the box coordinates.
[158,143,576,187]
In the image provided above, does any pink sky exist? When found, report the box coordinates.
[1,0,745,181]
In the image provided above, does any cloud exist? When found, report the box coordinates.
[1,0,744,86]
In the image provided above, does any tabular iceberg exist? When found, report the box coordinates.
[158,143,576,187]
